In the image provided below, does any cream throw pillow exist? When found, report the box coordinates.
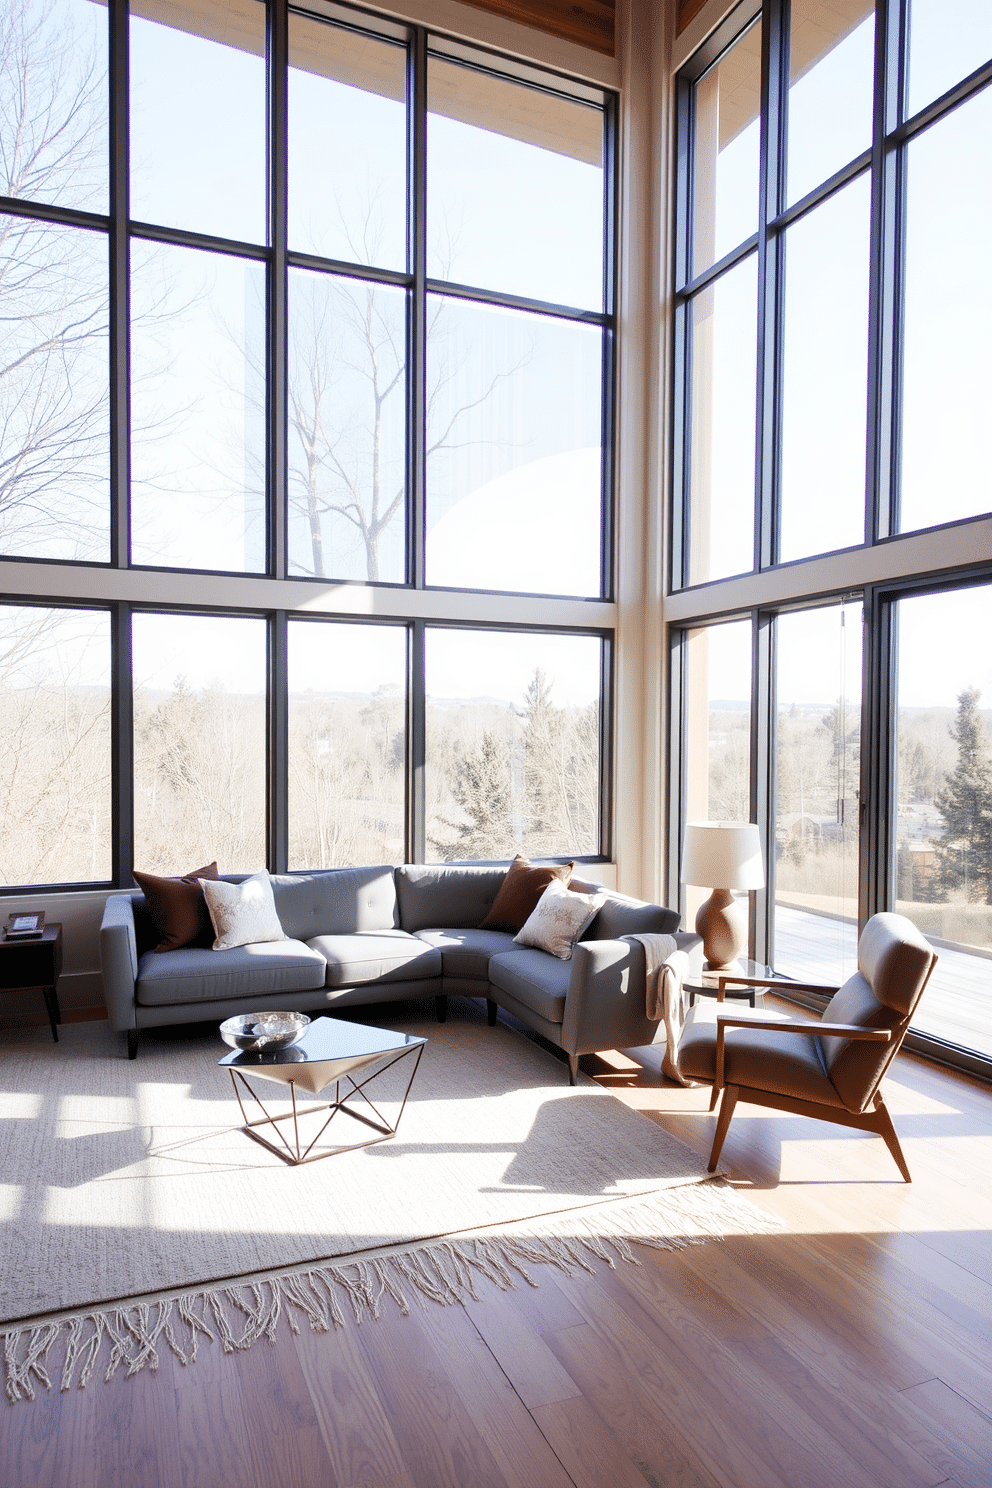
[199,872,286,951]
[513,879,605,961]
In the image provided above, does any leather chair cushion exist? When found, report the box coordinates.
[679,1002,846,1108]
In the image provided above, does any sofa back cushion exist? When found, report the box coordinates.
[269,867,399,940]
[395,864,509,932]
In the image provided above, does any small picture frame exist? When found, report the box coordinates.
[3,911,45,939]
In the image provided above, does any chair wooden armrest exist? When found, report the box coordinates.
[713,1015,891,1093]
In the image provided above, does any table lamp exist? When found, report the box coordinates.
[681,821,764,971]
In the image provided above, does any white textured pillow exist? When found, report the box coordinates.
[513,879,605,961]
[199,872,286,951]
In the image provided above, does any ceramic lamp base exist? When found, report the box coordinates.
[695,888,747,971]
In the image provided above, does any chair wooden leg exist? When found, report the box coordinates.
[709,1081,721,1112]
[707,1085,740,1172]
[871,1092,912,1182]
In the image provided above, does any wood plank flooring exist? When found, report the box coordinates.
[2,1006,990,1488]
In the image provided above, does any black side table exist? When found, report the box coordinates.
[0,923,63,1041]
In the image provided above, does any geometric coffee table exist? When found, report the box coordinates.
[219,1016,427,1166]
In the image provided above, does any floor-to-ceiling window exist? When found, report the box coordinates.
[670,0,992,1072]
[0,0,617,889]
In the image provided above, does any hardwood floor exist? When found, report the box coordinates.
[3,1006,990,1488]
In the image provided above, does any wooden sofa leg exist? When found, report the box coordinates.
[871,1093,912,1182]
[486,999,498,1027]
[127,1030,138,1060]
[707,1085,739,1171]
[567,1052,580,1086]
[435,996,448,1024]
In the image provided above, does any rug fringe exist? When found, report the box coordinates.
[3,1181,780,1401]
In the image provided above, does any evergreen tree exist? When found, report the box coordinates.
[435,729,517,861]
[934,687,992,904]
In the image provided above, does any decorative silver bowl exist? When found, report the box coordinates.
[219,1011,310,1053]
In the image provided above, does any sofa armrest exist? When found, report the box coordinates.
[100,894,139,1032]
[561,932,702,1057]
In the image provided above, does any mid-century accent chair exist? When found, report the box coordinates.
[679,912,937,1182]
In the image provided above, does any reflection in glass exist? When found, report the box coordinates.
[0,216,109,561]
[780,175,869,563]
[425,297,602,596]
[907,0,992,118]
[130,241,266,572]
[0,605,111,885]
[900,91,992,534]
[894,585,992,1058]
[0,0,107,213]
[683,622,753,929]
[130,0,266,242]
[287,271,406,583]
[691,19,762,278]
[426,628,602,862]
[787,1,874,205]
[132,612,266,874]
[687,256,757,586]
[773,603,862,983]
[427,59,603,308]
[288,622,406,867]
[289,15,406,271]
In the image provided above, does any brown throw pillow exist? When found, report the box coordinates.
[479,855,574,934]
[133,862,220,953]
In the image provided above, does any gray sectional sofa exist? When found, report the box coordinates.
[100,863,700,1079]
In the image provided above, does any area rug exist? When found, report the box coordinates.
[1,1001,778,1400]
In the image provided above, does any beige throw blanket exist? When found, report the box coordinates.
[627,933,697,1087]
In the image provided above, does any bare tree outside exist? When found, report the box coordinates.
[0,0,110,562]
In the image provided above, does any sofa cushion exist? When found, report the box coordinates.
[479,856,573,933]
[270,867,399,940]
[415,927,517,980]
[394,864,508,932]
[514,881,606,960]
[488,947,572,1025]
[135,939,327,1007]
[306,930,441,989]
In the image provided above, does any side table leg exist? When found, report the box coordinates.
[42,984,60,1042]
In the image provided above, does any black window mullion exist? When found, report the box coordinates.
[112,603,134,886]
[407,619,426,863]
[673,74,693,591]
[268,0,288,580]
[866,0,900,544]
[755,0,785,573]
[268,610,289,874]
[752,608,774,964]
[862,585,895,924]
[600,93,618,604]
[109,0,129,570]
[408,29,427,592]
[667,628,689,915]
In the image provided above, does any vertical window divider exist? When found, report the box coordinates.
[755,0,784,573]
[672,76,692,592]
[269,610,289,874]
[752,607,774,964]
[268,0,288,579]
[109,0,130,570]
[867,0,900,543]
[666,628,689,916]
[862,585,894,924]
[408,619,426,862]
[111,603,134,887]
[409,29,427,590]
[600,94,619,603]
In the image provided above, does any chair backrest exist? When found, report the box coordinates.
[821,913,937,1113]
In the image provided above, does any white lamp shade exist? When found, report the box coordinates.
[681,821,764,891]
